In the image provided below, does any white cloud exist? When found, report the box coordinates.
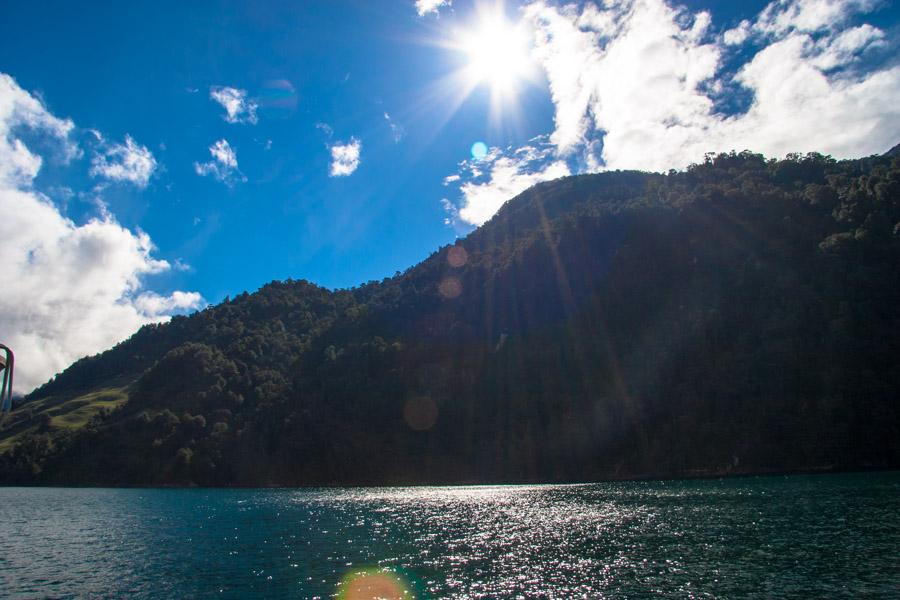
[812,23,885,69]
[441,0,898,227]
[525,0,725,170]
[209,139,237,168]
[524,3,602,156]
[416,0,451,17]
[752,0,881,36]
[0,73,204,392]
[210,85,258,124]
[520,0,899,172]
[440,198,460,225]
[90,134,157,187]
[0,74,77,187]
[315,122,334,137]
[329,137,361,176]
[384,112,405,142]
[134,290,204,315]
[723,20,752,45]
[451,142,570,226]
[194,138,245,184]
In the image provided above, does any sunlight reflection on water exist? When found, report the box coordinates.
[0,473,898,598]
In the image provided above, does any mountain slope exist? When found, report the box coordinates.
[2,150,899,485]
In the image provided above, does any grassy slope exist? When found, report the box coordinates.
[0,384,131,454]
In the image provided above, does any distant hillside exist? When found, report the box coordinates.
[2,149,898,486]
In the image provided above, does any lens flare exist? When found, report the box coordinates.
[337,569,411,600]
[257,79,298,118]
[471,141,488,160]
[438,276,462,299]
[403,396,439,431]
[447,245,468,267]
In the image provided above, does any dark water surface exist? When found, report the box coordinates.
[1,473,898,598]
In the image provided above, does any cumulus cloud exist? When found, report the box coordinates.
[329,137,362,176]
[0,74,77,187]
[448,141,570,226]
[90,134,157,187]
[209,139,237,168]
[522,0,899,171]
[210,85,258,124]
[134,290,204,315]
[0,73,204,392]
[723,20,752,46]
[752,0,882,36]
[416,0,451,17]
[441,0,898,226]
[194,139,245,184]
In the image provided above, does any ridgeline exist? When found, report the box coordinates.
[2,149,899,485]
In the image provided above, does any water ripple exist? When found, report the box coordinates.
[0,473,898,598]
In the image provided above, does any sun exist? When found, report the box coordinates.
[419,2,540,133]
[457,12,534,98]
[437,1,538,111]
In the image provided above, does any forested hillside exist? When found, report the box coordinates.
[1,149,898,485]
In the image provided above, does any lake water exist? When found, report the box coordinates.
[0,473,898,598]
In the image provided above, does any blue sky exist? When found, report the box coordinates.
[1,0,898,390]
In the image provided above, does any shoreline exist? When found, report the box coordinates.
[2,465,896,490]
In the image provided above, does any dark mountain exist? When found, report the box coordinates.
[2,149,899,486]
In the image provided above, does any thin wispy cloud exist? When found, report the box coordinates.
[384,112,405,142]
[0,72,203,392]
[90,134,157,188]
[329,137,362,176]
[210,85,258,124]
[315,122,334,137]
[194,138,246,184]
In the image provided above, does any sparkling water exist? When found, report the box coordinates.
[1,473,897,598]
